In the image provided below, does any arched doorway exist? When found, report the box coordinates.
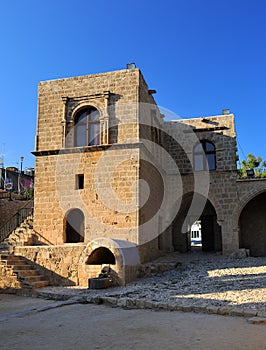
[172,193,222,253]
[239,192,266,256]
[65,208,85,243]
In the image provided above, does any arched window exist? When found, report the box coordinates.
[74,107,100,147]
[194,141,216,171]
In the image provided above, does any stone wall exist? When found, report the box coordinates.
[14,245,85,286]
[33,69,149,247]
[33,147,140,245]
[36,69,144,151]
[33,68,169,262]
[163,114,239,255]
[0,264,21,289]
[14,239,142,287]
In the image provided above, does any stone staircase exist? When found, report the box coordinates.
[0,253,49,289]
[0,215,36,251]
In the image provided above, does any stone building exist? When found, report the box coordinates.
[12,66,266,287]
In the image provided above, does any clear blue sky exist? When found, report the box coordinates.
[0,0,266,169]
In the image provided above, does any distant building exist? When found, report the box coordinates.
[190,221,201,245]
[0,167,34,194]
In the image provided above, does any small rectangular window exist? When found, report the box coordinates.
[76,174,84,190]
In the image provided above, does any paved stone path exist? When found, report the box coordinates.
[35,250,266,320]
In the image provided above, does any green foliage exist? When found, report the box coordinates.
[238,153,266,178]
[22,186,34,200]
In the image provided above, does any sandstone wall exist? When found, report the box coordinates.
[34,147,140,245]
[14,245,85,286]
[163,114,239,254]
[33,68,157,252]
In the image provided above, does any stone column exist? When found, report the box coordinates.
[219,217,239,255]
[101,91,110,145]
[61,97,69,148]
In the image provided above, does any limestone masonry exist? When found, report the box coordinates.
[2,66,266,288]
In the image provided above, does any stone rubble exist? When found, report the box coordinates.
[34,251,266,319]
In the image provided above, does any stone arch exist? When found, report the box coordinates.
[172,192,222,253]
[78,238,141,286]
[239,191,266,256]
[238,187,266,220]
[232,183,266,232]
[64,208,85,243]
[71,101,103,120]
[86,247,116,265]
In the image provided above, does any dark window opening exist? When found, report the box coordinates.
[194,141,216,171]
[76,174,84,190]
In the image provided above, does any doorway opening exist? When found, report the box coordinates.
[239,192,266,256]
[172,193,222,253]
[65,208,85,243]
[190,220,202,248]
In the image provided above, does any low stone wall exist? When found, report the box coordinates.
[14,245,86,286]
[0,264,21,289]
[13,241,144,288]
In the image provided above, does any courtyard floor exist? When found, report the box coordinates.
[0,294,266,350]
[33,250,266,319]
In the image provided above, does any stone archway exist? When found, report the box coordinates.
[78,238,141,286]
[64,208,85,243]
[239,192,266,256]
[172,192,222,253]
[86,247,116,265]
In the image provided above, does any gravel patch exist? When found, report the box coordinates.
[36,251,266,317]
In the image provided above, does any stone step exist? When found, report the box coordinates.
[0,253,49,289]
[28,281,49,289]
[1,259,28,265]
[13,269,40,277]
[0,254,12,260]
[6,264,35,270]
[19,275,46,283]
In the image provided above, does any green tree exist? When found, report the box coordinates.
[22,185,34,200]
[238,153,266,178]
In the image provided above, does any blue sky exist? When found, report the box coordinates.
[0,0,266,169]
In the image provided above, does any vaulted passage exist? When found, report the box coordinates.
[172,193,222,253]
[239,192,266,257]
[65,209,84,243]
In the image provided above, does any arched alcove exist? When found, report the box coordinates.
[65,208,85,243]
[86,247,116,265]
[239,192,266,256]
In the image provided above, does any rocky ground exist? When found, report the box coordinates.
[35,250,266,319]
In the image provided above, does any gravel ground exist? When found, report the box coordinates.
[35,250,266,317]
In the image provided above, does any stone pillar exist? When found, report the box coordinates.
[61,97,69,148]
[101,91,110,145]
[220,217,239,255]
